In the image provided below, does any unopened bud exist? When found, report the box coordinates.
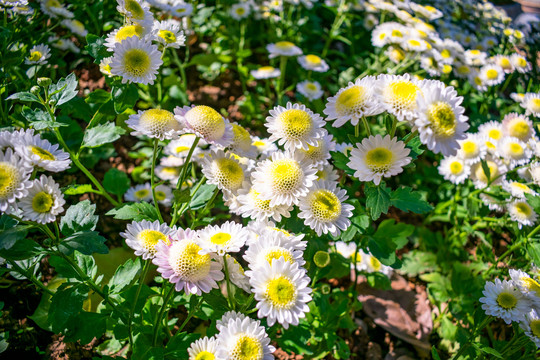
[321,283,331,294]
[30,86,40,95]
[314,251,330,268]
[37,77,52,87]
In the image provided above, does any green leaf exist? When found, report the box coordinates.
[400,251,439,276]
[63,184,96,195]
[48,283,88,333]
[405,136,424,161]
[365,182,391,220]
[112,84,139,114]
[431,346,442,360]
[527,242,540,267]
[6,92,40,103]
[106,202,159,222]
[0,238,42,260]
[173,189,191,204]
[85,34,110,62]
[0,224,31,250]
[85,89,112,104]
[480,160,491,183]
[60,200,99,236]
[0,224,42,260]
[190,184,217,210]
[368,219,413,267]
[103,168,130,196]
[65,311,107,345]
[21,106,66,130]
[330,151,355,176]
[109,258,142,294]
[525,193,540,214]
[49,255,79,278]
[390,187,433,214]
[50,73,78,106]
[82,122,125,148]
[475,344,502,358]
[164,332,200,357]
[59,231,108,255]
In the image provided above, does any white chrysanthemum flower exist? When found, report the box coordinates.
[61,19,88,37]
[16,131,71,172]
[116,0,153,28]
[197,221,250,256]
[470,157,507,189]
[497,137,532,169]
[297,54,329,72]
[377,73,425,123]
[168,2,193,17]
[402,37,429,52]
[251,136,278,157]
[509,269,540,305]
[215,314,275,360]
[236,185,293,222]
[415,80,469,156]
[230,2,251,20]
[99,57,113,76]
[478,121,503,144]
[511,92,525,103]
[469,71,488,92]
[164,134,203,158]
[298,181,353,236]
[464,49,488,67]
[334,241,356,260]
[124,183,152,202]
[362,250,393,277]
[243,231,306,269]
[266,41,302,58]
[457,134,487,165]
[154,184,173,206]
[410,3,442,20]
[19,175,65,224]
[323,76,383,127]
[296,132,336,170]
[104,24,147,51]
[219,254,251,292]
[502,181,536,199]
[48,35,79,53]
[251,151,317,207]
[251,66,280,79]
[120,220,175,259]
[480,279,530,324]
[520,309,540,348]
[296,80,324,101]
[201,150,246,194]
[187,336,219,360]
[110,36,163,85]
[0,149,33,212]
[247,257,312,329]
[315,164,339,183]
[265,102,325,152]
[453,62,474,79]
[385,46,406,64]
[229,124,257,158]
[153,228,224,295]
[155,164,180,183]
[40,0,74,18]
[174,105,233,148]
[126,109,182,140]
[25,44,51,65]
[216,311,247,331]
[438,156,470,184]
[502,113,534,142]
[479,64,505,86]
[521,93,540,118]
[491,55,514,74]
[348,135,411,186]
[153,20,186,49]
[511,54,531,73]
[508,199,538,229]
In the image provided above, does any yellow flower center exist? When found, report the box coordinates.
[499,57,511,68]
[125,0,145,19]
[511,182,531,193]
[531,320,540,338]
[507,142,524,158]
[210,232,231,245]
[306,83,318,91]
[259,66,275,72]
[30,146,55,161]
[278,109,313,140]
[496,291,517,309]
[155,190,166,201]
[0,162,18,198]
[269,159,302,193]
[213,157,244,190]
[135,189,150,198]
[386,80,420,110]
[309,189,341,222]
[521,277,540,297]
[46,0,61,8]
[488,129,501,140]
[449,161,463,175]
[427,101,456,137]
[236,7,246,15]
[265,248,294,264]
[252,140,266,147]
[530,98,540,113]
[158,30,176,44]
[515,202,532,217]
[123,48,151,76]
[461,141,477,156]
[391,29,403,37]
[408,39,421,47]
[442,64,452,74]
[175,145,190,153]
[457,65,470,75]
[250,189,271,211]
[115,25,144,42]
[28,51,43,62]
[516,57,527,67]
[508,119,530,139]
[184,105,226,141]
[365,147,394,172]
[470,49,480,56]
[138,230,169,255]
[195,351,215,360]
[266,276,296,309]
[369,256,381,271]
[391,49,405,62]
[486,69,498,80]
[170,241,211,281]
[336,86,366,114]
[305,54,322,65]
[425,5,437,12]
[139,109,177,135]
[231,335,263,360]
[32,191,53,213]
[275,41,294,50]
[475,161,498,183]
[441,49,451,58]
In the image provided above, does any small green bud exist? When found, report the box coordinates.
[37,77,52,87]
[30,86,41,95]
[321,283,331,294]
[48,99,57,107]
[313,251,330,268]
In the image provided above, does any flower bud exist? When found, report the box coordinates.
[30,86,41,95]
[313,251,330,268]
[37,77,52,87]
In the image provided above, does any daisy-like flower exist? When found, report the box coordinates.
[491,55,514,74]
[201,150,246,194]
[502,113,534,142]
[197,221,250,256]
[453,62,473,79]
[497,137,532,169]
[174,105,233,148]
[502,181,537,199]
[508,199,538,229]
[479,64,505,86]
[415,80,469,156]
[156,164,180,182]
[99,57,113,76]
[124,183,152,202]
[235,185,293,222]
[16,131,71,172]
[377,74,424,123]
[480,279,530,324]
[120,220,175,259]
[266,41,302,58]
[323,76,383,127]
[511,93,525,103]
[153,228,224,295]
[127,109,181,140]
[315,164,339,183]
[229,124,257,158]
[297,54,329,72]
[215,314,275,360]
[169,2,194,17]
[296,132,336,169]
[402,37,429,52]
[110,36,163,85]
[478,121,503,143]
[0,149,33,212]
[362,250,393,277]
[251,136,278,157]
[243,230,306,269]
[116,0,153,28]
[457,134,487,165]
[231,2,251,20]
[19,175,65,224]
[385,46,406,64]
[61,19,88,37]
[104,24,147,51]
[348,135,411,186]
[187,336,219,360]
[410,3,443,20]
[471,157,507,189]
[247,258,312,329]
[438,156,470,184]
[251,66,281,79]
[165,134,203,158]
[219,254,251,292]
[154,184,173,206]
[265,102,325,152]
[509,269,540,304]
[469,71,488,92]
[25,44,51,65]
[464,49,488,67]
[153,20,186,49]
[520,309,540,348]
[251,151,318,207]
[298,181,353,236]
[48,36,79,53]
[521,93,540,118]
[40,0,74,18]
[510,54,531,73]
[296,80,324,101]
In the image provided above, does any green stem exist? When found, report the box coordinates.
[177,296,203,334]
[223,255,235,310]
[451,317,493,360]
[8,260,54,297]
[390,117,397,137]
[128,259,151,349]
[361,116,371,137]
[321,0,346,58]
[191,187,219,227]
[151,139,164,223]
[277,56,288,104]
[152,284,175,347]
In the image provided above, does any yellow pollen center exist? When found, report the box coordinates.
[531,320,540,338]
[250,190,271,211]
[214,158,244,190]
[387,81,420,109]
[486,69,498,80]
[449,161,463,175]
[195,351,215,360]
[458,65,470,74]
[125,0,145,19]
[427,101,456,137]
[488,129,501,140]
[508,119,530,139]
[515,202,532,217]
[275,41,294,50]
[46,0,61,8]
[336,86,366,114]
[170,241,211,281]
[138,230,169,254]
[462,141,477,156]
[123,48,151,76]
[184,105,226,141]
[139,109,177,134]
[30,146,55,161]
[521,277,540,297]
[266,276,296,309]
[306,83,318,91]
[392,49,405,61]
[530,99,540,112]
[517,58,527,67]
[231,335,263,360]
[28,51,43,61]
[135,189,149,198]
[236,7,246,15]
[508,142,524,157]
[475,161,498,183]
[269,159,302,193]
[252,140,266,147]
[115,25,144,41]
[210,232,231,245]
[391,29,403,37]
[496,292,517,309]
[408,39,421,47]
[158,30,176,43]
[441,49,451,58]
[500,58,511,68]
[370,256,382,271]
[365,147,394,172]
[259,66,275,72]
[0,163,18,198]
[305,54,322,65]
[32,191,53,213]
[310,189,341,222]
[265,248,294,264]
[175,145,190,153]
[278,109,313,140]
